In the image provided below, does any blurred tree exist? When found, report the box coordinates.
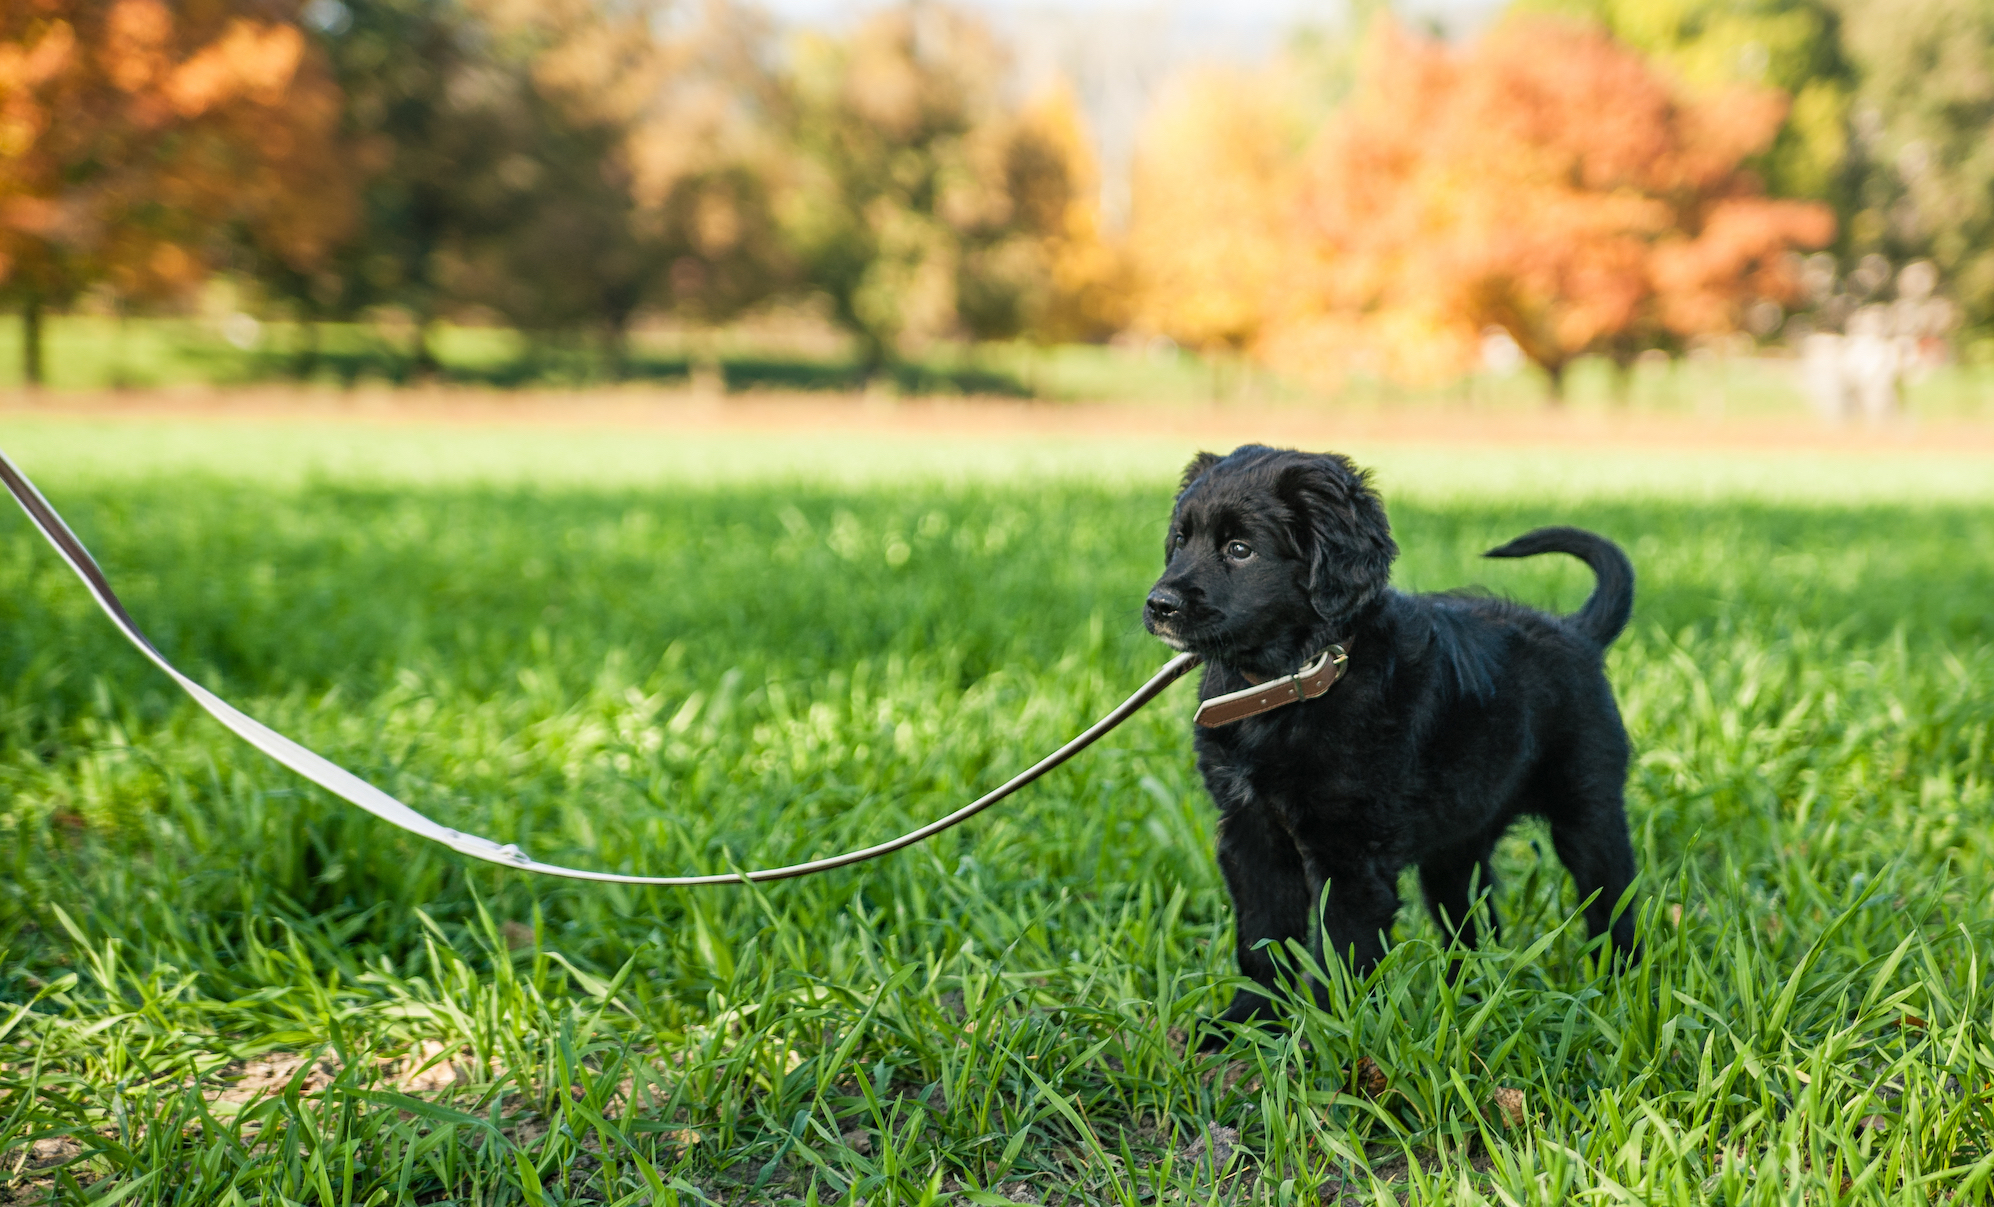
[1524,0,1854,202]
[1127,63,1314,354]
[1833,0,1994,332]
[282,0,786,376]
[1276,17,1834,397]
[778,4,1113,372]
[980,82,1130,346]
[625,4,790,336]
[0,0,351,384]
[507,0,789,368]
[255,0,487,373]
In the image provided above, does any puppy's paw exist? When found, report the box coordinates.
[1192,992,1279,1054]
[1191,1018,1237,1056]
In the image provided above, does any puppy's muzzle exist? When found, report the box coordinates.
[1144,586,1184,628]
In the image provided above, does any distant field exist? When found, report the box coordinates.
[9,311,1994,419]
[0,417,1990,1203]
[9,408,1994,502]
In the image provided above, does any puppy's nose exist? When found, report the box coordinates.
[1145,586,1183,618]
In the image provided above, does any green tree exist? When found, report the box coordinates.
[1833,0,1994,330]
[263,0,517,374]
[530,0,789,366]
[276,0,785,377]
[777,3,1106,372]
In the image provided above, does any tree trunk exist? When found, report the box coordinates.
[686,326,725,395]
[292,313,321,380]
[1606,339,1638,405]
[853,329,890,388]
[1542,359,1567,404]
[603,321,631,382]
[112,301,131,390]
[411,317,440,380]
[22,297,44,389]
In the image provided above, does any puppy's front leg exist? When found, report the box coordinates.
[1211,805,1312,1030]
[1307,856,1401,981]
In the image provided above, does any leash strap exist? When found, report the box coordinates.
[0,445,1201,885]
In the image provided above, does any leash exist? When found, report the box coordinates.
[0,445,1202,885]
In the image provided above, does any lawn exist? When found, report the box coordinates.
[0,417,1991,1204]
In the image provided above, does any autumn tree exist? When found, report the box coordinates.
[1523,0,1854,201]
[0,0,351,384]
[778,4,1117,372]
[1127,65,1312,354]
[1278,18,1834,397]
[1126,20,1368,356]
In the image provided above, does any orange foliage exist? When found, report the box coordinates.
[1272,17,1834,391]
[0,0,350,310]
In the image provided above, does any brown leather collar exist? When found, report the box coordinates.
[1193,642,1351,728]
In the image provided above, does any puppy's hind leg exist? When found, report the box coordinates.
[1542,760,1641,965]
[1206,806,1313,1047]
[1418,838,1501,980]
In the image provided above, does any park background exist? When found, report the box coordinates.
[5,0,1994,414]
[4,0,1994,1204]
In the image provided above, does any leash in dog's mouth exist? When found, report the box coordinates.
[0,445,1205,885]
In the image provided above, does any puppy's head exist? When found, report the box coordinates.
[1143,445,1397,675]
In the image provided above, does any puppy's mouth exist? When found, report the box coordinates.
[1142,611,1218,655]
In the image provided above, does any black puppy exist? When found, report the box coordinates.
[1143,445,1639,1041]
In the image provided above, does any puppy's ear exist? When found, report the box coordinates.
[1178,451,1222,495]
[1278,453,1398,627]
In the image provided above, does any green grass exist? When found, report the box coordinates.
[0,420,1991,1203]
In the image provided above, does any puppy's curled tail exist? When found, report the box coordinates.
[1483,526,1635,647]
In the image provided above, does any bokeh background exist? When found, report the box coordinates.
[3,0,1990,417]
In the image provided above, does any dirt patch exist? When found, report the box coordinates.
[2,1134,86,1202]
[210,1051,342,1104]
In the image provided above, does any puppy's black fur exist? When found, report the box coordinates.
[1143,446,1639,1041]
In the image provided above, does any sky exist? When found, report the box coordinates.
[756,0,1511,48]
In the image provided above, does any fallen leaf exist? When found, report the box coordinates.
[1491,1086,1526,1128]
[1353,1056,1387,1097]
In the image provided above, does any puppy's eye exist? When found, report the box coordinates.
[1225,540,1253,561]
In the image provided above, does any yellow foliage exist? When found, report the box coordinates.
[1017,81,1130,342]
[1128,63,1314,352]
